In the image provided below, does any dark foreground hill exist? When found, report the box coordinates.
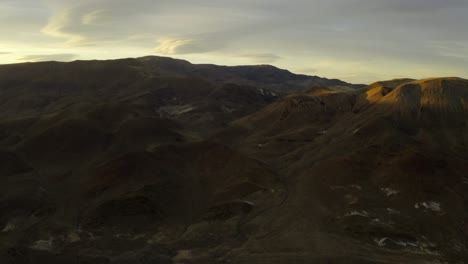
[0,58,466,263]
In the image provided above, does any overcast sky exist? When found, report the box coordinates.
[0,0,467,83]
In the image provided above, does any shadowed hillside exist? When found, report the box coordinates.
[0,58,466,263]
[215,77,468,263]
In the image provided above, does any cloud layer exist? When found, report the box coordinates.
[18,54,78,62]
[0,0,467,83]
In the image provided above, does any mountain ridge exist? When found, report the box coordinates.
[0,55,366,92]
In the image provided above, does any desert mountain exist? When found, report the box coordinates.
[137,56,365,91]
[0,60,283,137]
[216,77,468,263]
[0,58,466,263]
[0,59,285,264]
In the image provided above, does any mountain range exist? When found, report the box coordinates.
[0,56,466,264]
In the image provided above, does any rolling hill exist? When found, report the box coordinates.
[0,57,466,263]
[218,77,468,263]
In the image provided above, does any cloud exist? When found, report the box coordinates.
[40,1,172,45]
[41,8,84,44]
[39,0,270,47]
[154,38,194,55]
[428,41,468,60]
[362,0,467,12]
[0,52,11,55]
[0,0,466,82]
[154,33,230,55]
[18,54,78,62]
[81,10,106,25]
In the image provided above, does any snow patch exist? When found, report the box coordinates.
[380,187,399,197]
[352,128,361,135]
[257,88,277,97]
[386,208,400,215]
[1,221,16,232]
[158,104,196,116]
[221,105,234,113]
[370,218,395,227]
[373,237,439,255]
[241,200,255,206]
[394,240,419,247]
[344,210,369,217]
[30,237,54,251]
[374,237,388,247]
[415,201,441,212]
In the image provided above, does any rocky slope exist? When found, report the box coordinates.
[0,58,466,263]
[218,77,468,263]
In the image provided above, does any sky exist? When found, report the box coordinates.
[0,0,467,83]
